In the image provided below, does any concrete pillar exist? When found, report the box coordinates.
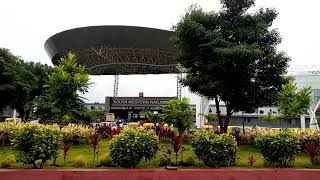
[196,97,209,128]
[13,109,17,118]
[300,115,305,128]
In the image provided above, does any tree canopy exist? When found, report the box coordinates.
[173,0,290,132]
[0,48,50,120]
[34,52,90,123]
[162,97,194,135]
[278,80,311,120]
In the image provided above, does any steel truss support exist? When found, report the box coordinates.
[113,74,119,97]
[177,73,182,99]
[309,99,320,129]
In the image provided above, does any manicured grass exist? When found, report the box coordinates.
[0,139,319,168]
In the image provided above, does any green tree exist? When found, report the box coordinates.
[173,0,290,133]
[0,48,50,120]
[162,97,194,135]
[77,109,106,124]
[11,62,50,121]
[201,114,217,124]
[143,111,162,123]
[0,48,16,112]
[278,80,311,121]
[34,52,90,123]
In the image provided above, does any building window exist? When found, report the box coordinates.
[259,110,264,114]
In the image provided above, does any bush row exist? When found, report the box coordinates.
[238,127,320,146]
[2,122,320,168]
[0,122,95,146]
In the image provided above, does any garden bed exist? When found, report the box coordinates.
[1,139,319,168]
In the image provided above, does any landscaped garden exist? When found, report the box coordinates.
[1,1,320,177]
[1,121,320,169]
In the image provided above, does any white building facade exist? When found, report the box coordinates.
[195,65,320,129]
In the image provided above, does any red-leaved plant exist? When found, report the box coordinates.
[63,142,71,163]
[154,126,175,142]
[112,125,122,136]
[96,125,113,138]
[172,135,182,165]
[89,131,101,164]
[303,139,320,164]
[248,155,257,167]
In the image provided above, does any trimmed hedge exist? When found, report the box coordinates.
[109,129,159,168]
[192,130,238,167]
[255,129,300,167]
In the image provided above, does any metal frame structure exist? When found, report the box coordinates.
[70,46,180,75]
[177,73,182,98]
[287,65,320,75]
[113,75,119,97]
[44,25,184,98]
[44,25,181,75]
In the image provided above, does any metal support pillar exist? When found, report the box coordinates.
[113,74,119,97]
[177,73,182,99]
[196,97,210,128]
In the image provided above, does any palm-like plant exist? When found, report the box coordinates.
[202,114,217,124]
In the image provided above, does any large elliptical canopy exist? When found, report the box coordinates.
[44,26,180,75]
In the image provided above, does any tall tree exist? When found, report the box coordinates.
[0,48,49,120]
[0,48,16,113]
[278,80,311,121]
[173,0,290,133]
[34,52,90,123]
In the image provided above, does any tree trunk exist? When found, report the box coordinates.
[214,97,223,134]
[223,106,232,133]
[242,119,245,134]
[24,108,31,121]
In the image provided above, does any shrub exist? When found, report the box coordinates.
[191,130,238,167]
[96,125,123,138]
[296,129,320,164]
[255,129,300,167]
[61,124,92,144]
[303,139,320,164]
[73,155,87,167]
[98,154,114,167]
[158,156,167,166]
[0,155,16,168]
[184,156,195,166]
[11,123,62,168]
[96,125,113,138]
[237,127,273,145]
[154,126,175,142]
[182,132,194,144]
[109,128,159,168]
[296,129,320,147]
[0,122,21,146]
[313,156,320,166]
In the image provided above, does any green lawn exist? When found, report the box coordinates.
[0,139,319,168]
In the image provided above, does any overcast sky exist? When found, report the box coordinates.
[1,0,320,104]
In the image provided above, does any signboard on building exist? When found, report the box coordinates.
[105,97,176,112]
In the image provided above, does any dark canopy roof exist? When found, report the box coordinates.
[44,25,180,75]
